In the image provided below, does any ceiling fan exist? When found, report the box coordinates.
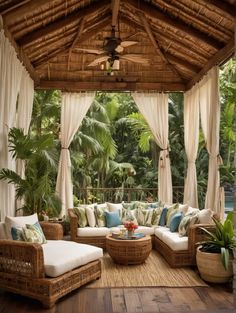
[74,26,149,72]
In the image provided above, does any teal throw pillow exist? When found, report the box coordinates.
[11,227,24,241]
[105,211,122,228]
[159,207,168,226]
[169,212,183,232]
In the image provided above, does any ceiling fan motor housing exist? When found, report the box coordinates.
[103,37,121,53]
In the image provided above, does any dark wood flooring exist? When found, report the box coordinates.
[0,285,234,313]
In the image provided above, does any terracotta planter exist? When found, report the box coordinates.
[196,246,233,283]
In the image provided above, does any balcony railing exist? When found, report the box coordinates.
[75,186,184,204]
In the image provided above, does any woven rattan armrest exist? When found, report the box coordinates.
[0,239,45,278]
[68,209,78,240]
[188,223,215,261]
[40,222,63,240]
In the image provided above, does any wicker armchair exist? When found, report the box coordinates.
[0,222,101,308]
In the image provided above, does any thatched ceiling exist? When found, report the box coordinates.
[0,0,235,91]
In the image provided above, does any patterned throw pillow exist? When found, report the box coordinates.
[122,202,136,210]
[151,207,163,226]
[121,208,138,225]
[85,206,96,227]
[11,221,47,244]
[178,213,199,237]
[73,207,88,228]
[94,204,108,227]
[136,208,153,226]
[166,203,179,227]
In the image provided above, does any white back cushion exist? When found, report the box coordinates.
[5,213,38,239]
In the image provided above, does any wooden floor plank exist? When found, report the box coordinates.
[124,288,143,312]
[0,286,234,313]
[137,288,159,312]
[111,288,127,313]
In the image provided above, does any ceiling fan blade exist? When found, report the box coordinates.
[115,45,124,53]
[74,48,105,55]
[120,41,138,48]
[88,56,109,67]
[120,54,149,65]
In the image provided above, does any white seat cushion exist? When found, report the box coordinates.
[134,226,155,235]
[161,232,188,251]
[77,227,110,237]
[154,226,171,240]
[42,240,103,277]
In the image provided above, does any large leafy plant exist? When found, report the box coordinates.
[0,127,61,217]
[200,212,236,270]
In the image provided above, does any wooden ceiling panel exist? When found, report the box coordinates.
[1,0,235,91]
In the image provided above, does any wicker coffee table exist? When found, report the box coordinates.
[106,234,152,265]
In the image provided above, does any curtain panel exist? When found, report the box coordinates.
[183,87,199,208]
[56,92,95,217]
[199,66,222,215]
[132,92,172,204]
[0,25,23,220]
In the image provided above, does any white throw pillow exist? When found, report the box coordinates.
[5,213,38,239]
[106,202,123,218]
[197,208,214,224]
[85,206,96,227]
[185,206,200,216]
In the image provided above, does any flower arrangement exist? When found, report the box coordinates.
[124,221,138,232]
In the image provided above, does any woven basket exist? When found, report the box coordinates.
[196,246,233,283]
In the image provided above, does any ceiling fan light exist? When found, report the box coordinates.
[100,63,105,70]
[106,61,110,70]
[112,59,120,70]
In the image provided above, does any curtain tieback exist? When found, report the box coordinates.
[61,147,68,149]
[159,148,169,168]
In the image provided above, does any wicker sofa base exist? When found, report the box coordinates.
[0,259,101,308]
[154,237,194,268]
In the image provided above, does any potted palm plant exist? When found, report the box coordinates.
[196,211,236,283]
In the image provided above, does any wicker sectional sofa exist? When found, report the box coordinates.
[0,219,103,308]
[68,204,214,268]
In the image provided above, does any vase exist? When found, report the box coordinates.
[127,230,134,238]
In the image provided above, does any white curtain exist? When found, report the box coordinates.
[132,92,172,204]
[199,66,222,214]
[56,92,95,217]
[0,24,23,220]
[183,87,199,207]
[16,68,34,176]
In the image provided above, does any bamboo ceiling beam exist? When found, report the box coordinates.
[0,0,30,15]
[33,16,110,69]
[120,15,201,74]
[199,0,236,20]
[18,0,110,47]
[68,18,85,70]
[126,0,223,50]
[37,80,186,92]
[186,37,235,90]
[3,0,56,24]
[111,0,120,27]
[138,12,184,81]
[2,24,39,84]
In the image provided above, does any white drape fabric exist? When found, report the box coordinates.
[56,92,95,217]
[199,66,222,214]
[16,68,34,177]
[183,87,199,208]
[132,92,172,204]
[0,25,23,220]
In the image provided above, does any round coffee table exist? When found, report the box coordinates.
[106,234,152,265]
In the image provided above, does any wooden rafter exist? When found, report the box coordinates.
[18,0,110,47]
[37,81,186,92]
[3,0,56,23]
[33,16,110,68]
[138,12,184,81]
[67,18,85,70]
[199,0,236,20]
[126,0,223,50]
[0,0,30,15]
[186,37,235,90]
[111,0,120,27]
